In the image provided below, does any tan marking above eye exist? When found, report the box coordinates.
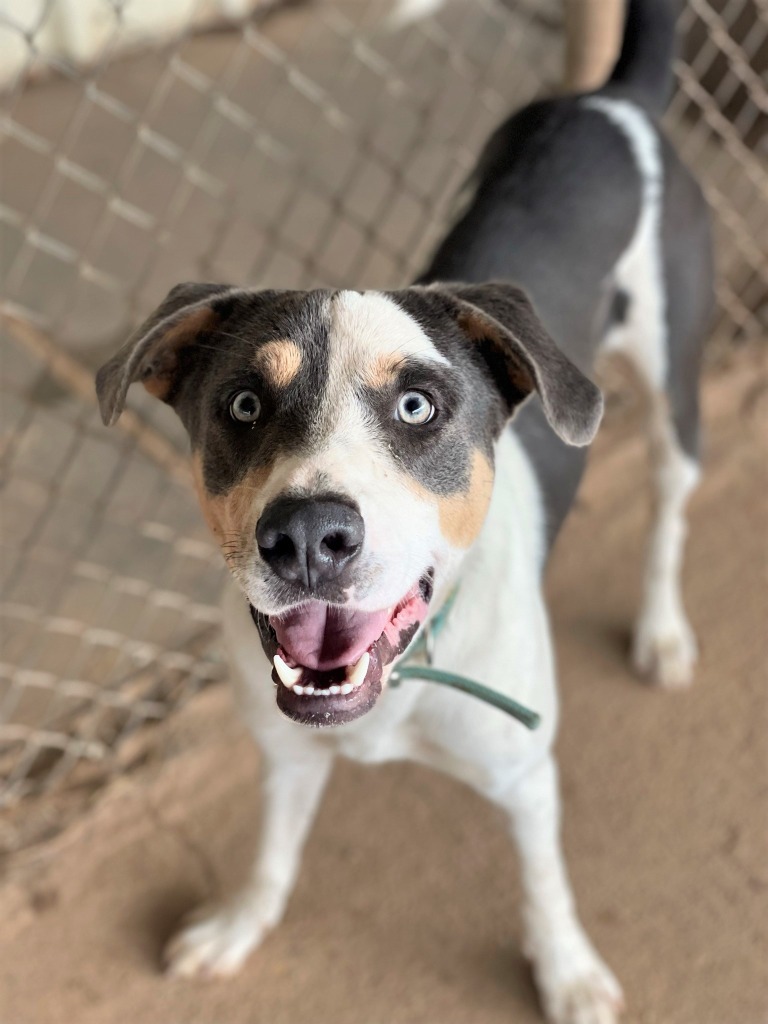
[359,354,405,390]
[191,452,273,548]
[254,339,302,388]
[435,449,495,549]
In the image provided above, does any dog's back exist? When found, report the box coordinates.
[421,0,714,548]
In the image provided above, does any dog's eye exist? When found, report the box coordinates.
[230,390,261,423]
[396,390,434,425]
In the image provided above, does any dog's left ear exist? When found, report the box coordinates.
[423,282,604,447]
[95,282,235,426]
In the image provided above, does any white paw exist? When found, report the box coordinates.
[164,902,268,979]
[544,969,624,1024]
[632,610,697,689]
[528,926,624,1024]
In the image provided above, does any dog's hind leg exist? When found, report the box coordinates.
[630,386,701,688]
[165,745,333,978]
[604,296,702,688]
[606,196,710,689]
[591,100,712,689]
[499,755,624,1024]
[628,174,713,689]
[606,303,702,688]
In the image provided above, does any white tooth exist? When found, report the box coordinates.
[340,682,353,695]
[329,685,341,695]
[274,655,302,686]
[303,685,315,695]
[317,688,328,696]
[293,684,304,695]
[347,652,370,689]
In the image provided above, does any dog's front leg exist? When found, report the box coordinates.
[165,745,333,978]
[503,755,624,1024]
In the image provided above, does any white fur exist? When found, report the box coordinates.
[632,402,700,687]
[167,430,624,1023]
[585,97,700,688]
[585,97,667,389]
[2,0,452,90]
[386,0,448,30]
[0,0,270,90]
[331,290,451,369]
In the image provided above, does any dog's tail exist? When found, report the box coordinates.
[604,0,680,114]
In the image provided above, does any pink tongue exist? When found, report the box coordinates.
[271,603,393,671]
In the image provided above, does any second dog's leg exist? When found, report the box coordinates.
[165,746,333,978]
[632,398,700,688]
[500,755,624,1024]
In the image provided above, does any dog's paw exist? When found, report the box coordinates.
[540,963,625,1024]
[528,928,624,1024]
[632,610,697,689]
[164,902,267,979]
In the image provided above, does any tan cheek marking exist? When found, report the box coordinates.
[399,449,495,550]
[254,339,302,389]
[435,449,495,549]
[141,306,219,402]
[191,453,272,549]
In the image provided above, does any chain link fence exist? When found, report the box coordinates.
[1,0,766,848]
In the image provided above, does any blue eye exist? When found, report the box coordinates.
[396,390,434,425]
[230,390,261,423]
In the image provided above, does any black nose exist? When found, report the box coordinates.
[256,496,364,589]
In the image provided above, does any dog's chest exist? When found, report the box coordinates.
[311,430,556,769]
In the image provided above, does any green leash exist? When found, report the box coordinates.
[389,589,541,731]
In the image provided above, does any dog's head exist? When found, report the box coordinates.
[96,283,601,726]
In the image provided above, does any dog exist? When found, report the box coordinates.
[96,1,713,1020]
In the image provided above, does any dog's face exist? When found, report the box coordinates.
[97,282,601,727]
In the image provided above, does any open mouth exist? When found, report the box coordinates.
[252,571,434,727]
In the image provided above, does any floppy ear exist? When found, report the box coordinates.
[425,282,603,447]
[95,282,235,426]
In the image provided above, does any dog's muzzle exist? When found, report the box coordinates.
[251,571,434,727]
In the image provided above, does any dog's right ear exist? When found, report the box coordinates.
[95,282,235,426]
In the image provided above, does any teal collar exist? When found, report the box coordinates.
[389,588,541,731]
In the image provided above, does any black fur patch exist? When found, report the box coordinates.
[610,288,631,326]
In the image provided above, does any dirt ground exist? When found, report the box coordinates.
[1,349,766,1024]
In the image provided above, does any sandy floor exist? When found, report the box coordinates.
[1,349,766,1024]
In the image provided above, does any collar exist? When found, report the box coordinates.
[389,587,541,730]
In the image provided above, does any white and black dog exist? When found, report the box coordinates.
[96,1,713,1020]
